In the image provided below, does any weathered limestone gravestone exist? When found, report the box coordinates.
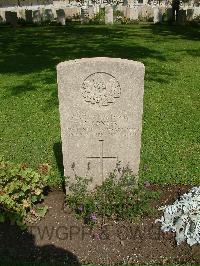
[57,58,145,191]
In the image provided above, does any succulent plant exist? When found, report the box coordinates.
[156,186,200,246]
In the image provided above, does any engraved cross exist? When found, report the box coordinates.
[87,140,117,181]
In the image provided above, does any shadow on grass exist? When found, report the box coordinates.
[0,23,199,108]
[0,24,170,110]
[0,222,80,265]
[9,80,38,96]
[141,23,200,41]
[0,24,199,75]
[0,24,167,75]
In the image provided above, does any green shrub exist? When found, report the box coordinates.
[0,157,51,228]
[66,169,160,225]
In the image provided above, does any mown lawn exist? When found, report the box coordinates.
[0,24,199,186]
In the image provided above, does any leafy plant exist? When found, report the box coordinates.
[156,186,200,246]
[0,157,51,228]
[66,168,160,225]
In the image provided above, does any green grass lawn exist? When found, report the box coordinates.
[0,24,199,186]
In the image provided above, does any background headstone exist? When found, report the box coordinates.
[17,8,26,20]
[57,58,145,191]
[186,8,194,21]
[153,7,162,23]
[94,5,100,15]
[81,7,89,23]
[105,5,113,24]
[139,5,153,21]
[88,6,95,19]
[64,7,72,19]
[33,10,41,24]
[25,10,33,23]
[178,9,186,25]
[56,9,65,25]
[51,7,57,19]
[129,7,139,20]
[193,7,200,19]
[166,7,172,21]
[0,10,6,22]
[5,11,17,26]
[44,9,54,21]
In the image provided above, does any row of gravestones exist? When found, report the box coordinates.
[0,5,199,25]
[0,0,53,7]
[0,7,82,25]
[118,5,198,23]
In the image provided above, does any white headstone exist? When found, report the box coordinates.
[186,8,194,21]
[193,7,200,18]
[88,6,95,19]
[153,7,162,23]
[129,7,139,20]
[57,57,145,191]
[17,8,26,20]
[81,7,89,23]
[0,10,6,22]
[105,5,113,24]
[94,5,100,15]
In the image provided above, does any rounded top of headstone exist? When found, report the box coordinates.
[57,57,145,70]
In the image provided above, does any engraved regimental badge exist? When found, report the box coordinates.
[81,72,121,106]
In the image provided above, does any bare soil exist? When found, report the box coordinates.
[0,185,199,265]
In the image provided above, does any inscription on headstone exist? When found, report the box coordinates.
[57,58,145,191]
